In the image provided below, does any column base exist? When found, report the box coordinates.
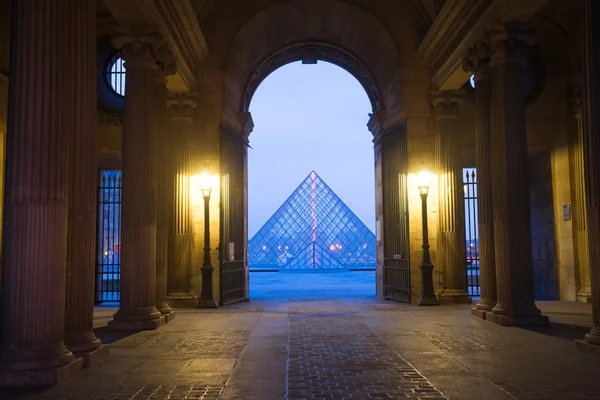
[167,294,199,308]
[438,290,473,304]
[157,301,173,315]
[0,357,83,388]
[471,308,488,320]
[577,293,592,304]
[576,339,600,358]
[487,312,549,327]
[107,316,165,331]
[418,295,440,306]
[163,312,176,323]
[197,299,219,308]
[78,344,110,368]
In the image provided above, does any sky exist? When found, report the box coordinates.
[248,61,375,238]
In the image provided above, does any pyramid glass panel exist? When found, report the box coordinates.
[249,171,376,270]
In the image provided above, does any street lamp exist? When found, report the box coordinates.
[417,170,439,306]
[197,173,218,308]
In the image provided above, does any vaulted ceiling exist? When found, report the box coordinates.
[191,0,445,25]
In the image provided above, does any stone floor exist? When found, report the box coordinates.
[2,272,600,400]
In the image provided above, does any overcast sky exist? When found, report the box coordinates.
[248,61,375,238]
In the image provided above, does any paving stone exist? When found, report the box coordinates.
[287,309,448,400]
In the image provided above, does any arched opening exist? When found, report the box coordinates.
[246,60,377,300]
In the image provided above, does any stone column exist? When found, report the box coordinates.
[431,91,472,304]
[579,0,600,349]
[154,45,176,321]
[568,91,592,303]
[463,38,497,317]
[0,0,82,386]
[167,93,199,307]
[108,32,165,330]
[63,0,109,367]
[487,24,548,326]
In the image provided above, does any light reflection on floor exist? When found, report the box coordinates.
[249,270,376,300]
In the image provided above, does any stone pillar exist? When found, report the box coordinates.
[63,0,109,366]
[463,38,497,317]
[431,91,472,304]
[569,91,592,303]
[108,32,165,330]
[487,24,548,326]
[154,45,176,321]
[167,94,199,308]
[0,0,83,386]
[579,0,600,349]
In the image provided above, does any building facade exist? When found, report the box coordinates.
[0,0,599,386]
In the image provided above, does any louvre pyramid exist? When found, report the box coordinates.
[248,171,376,270]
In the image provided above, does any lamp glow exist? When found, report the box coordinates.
[197,173,214,198]
[417,170,432,196]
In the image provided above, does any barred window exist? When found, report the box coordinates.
[106,53,126,97]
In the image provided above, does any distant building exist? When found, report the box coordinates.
[248,171,376,270]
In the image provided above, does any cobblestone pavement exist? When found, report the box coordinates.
[287,309,447,399]
[3,272,600,400]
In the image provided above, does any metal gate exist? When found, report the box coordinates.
[219,124,247,306]
[381,122,411,302]
[95,170,122,304]
[463,168,480,296]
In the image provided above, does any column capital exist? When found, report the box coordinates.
[569,88,583,119]
[112,27,164,69]
[168,92,197,122]
[430,90,466,118]
[462,35,492,74]
[153,41,178,78]
[488,22,535,67]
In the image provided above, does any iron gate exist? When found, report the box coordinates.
[95,170,122,304]
[219,124,247,306]
[381,122,411,302]
[463,168,480,296]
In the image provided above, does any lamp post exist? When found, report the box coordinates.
[417,171,439,306]
[197,174,218,308]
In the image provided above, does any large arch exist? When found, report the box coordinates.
[222,0,404,126]
[242,42,383,113]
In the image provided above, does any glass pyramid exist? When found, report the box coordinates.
[248,171,376,270]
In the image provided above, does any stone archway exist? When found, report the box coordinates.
[241,41,384,113]
[220,0,405,128]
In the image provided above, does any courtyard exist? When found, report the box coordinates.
[4,271,598,400]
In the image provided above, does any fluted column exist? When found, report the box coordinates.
[488,24,548,326]
[108,32,165,330]
[154,45,177,320]
[63,0,109,367]
[431,91,472,304]
[581,0,600,346]
[167,93,199,308]
[464,38,497,315]
[0,0,83,386]
[568,91,592,303]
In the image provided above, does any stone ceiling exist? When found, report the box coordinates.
[191,0,445,24]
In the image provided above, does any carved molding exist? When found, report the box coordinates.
[429,90,466,118]
[221,112,254,138]
[168,92,198,122]
[462,35,492,73]
[138,0,209,90]
[569,88,582,118]
[243,42,383,112]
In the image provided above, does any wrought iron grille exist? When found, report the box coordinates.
[380,123,411,303]
[95,170,122,304]
[106,52,126,97]
[463,168,480,296]
[220,260,246,306]
[248,171,376,270]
